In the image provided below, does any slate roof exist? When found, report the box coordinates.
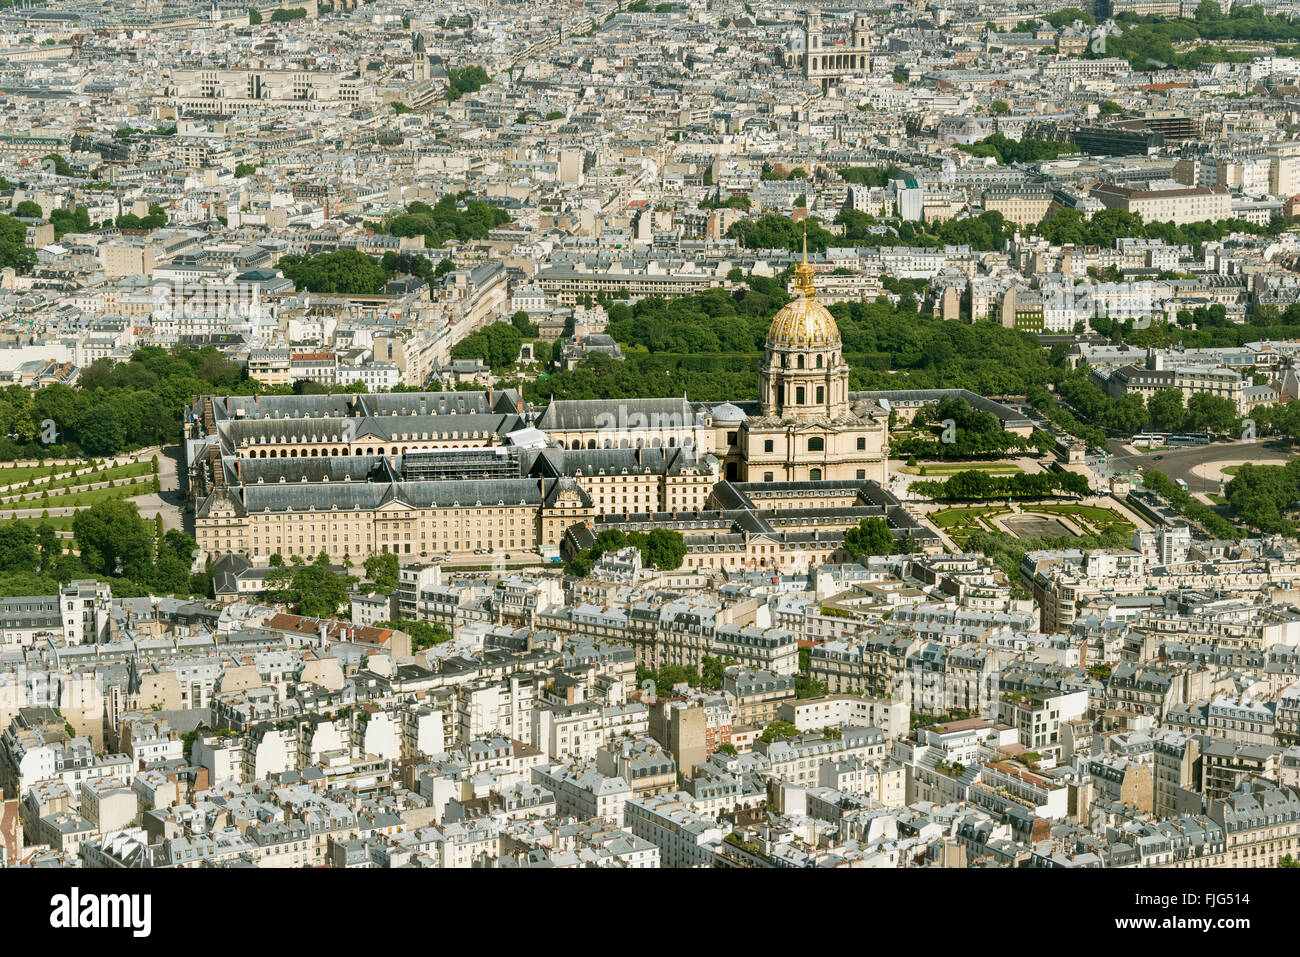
[535,396,698,431]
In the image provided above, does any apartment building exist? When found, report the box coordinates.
[1091,183,1232,227]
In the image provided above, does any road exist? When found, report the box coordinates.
[1101,438,1295,499]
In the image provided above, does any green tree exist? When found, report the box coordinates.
[700,655,733,690]
[445,64,490,100]
[643,528,687,569]
[0,213,36,273]
[759,720,801,743]
[843,517,897,559]
[73,499,153,579]
[290,553,355,619]
[74,402,129,455]
[375,618,451,652]
[278,250,390,294]
[450,322,523,369]
[960,133,1077,165]
[1185,392,1238,434]
[510,310,539,336]
[564,552,594,577]
[1146,388,1186,432]
[0,523,40,572]
[363,552,400,594]
[530,338,554,368]
[42,154,73,177]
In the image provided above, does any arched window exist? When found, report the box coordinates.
[816,354,823,368]
[797,355,805,369]
[810,468,822,480]
[808,437,824,452]
[587,439,597,449]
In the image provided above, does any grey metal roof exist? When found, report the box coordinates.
[535,396,696,431]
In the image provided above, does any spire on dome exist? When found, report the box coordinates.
[793,221,816,299]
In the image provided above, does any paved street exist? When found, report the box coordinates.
[1101,438,1295,498]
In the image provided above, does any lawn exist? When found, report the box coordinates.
[0,461,152,501]
[1032,503,1135,534]
[929,505,1011,544]
[899,463,1024,476]
[4,514,77,531]
[930,506,1009,528]
[0,463,82,486]
[931,502,1136,544]
[2,479,154,512]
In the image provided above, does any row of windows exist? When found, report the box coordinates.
[760,469,866,481]
[567,437,691,449]
[777,353,832,369]
[758,437,868,452]
[776,385,826,406]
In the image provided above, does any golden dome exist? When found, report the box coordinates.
[765,231,841,350]
[766,297,841,349]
